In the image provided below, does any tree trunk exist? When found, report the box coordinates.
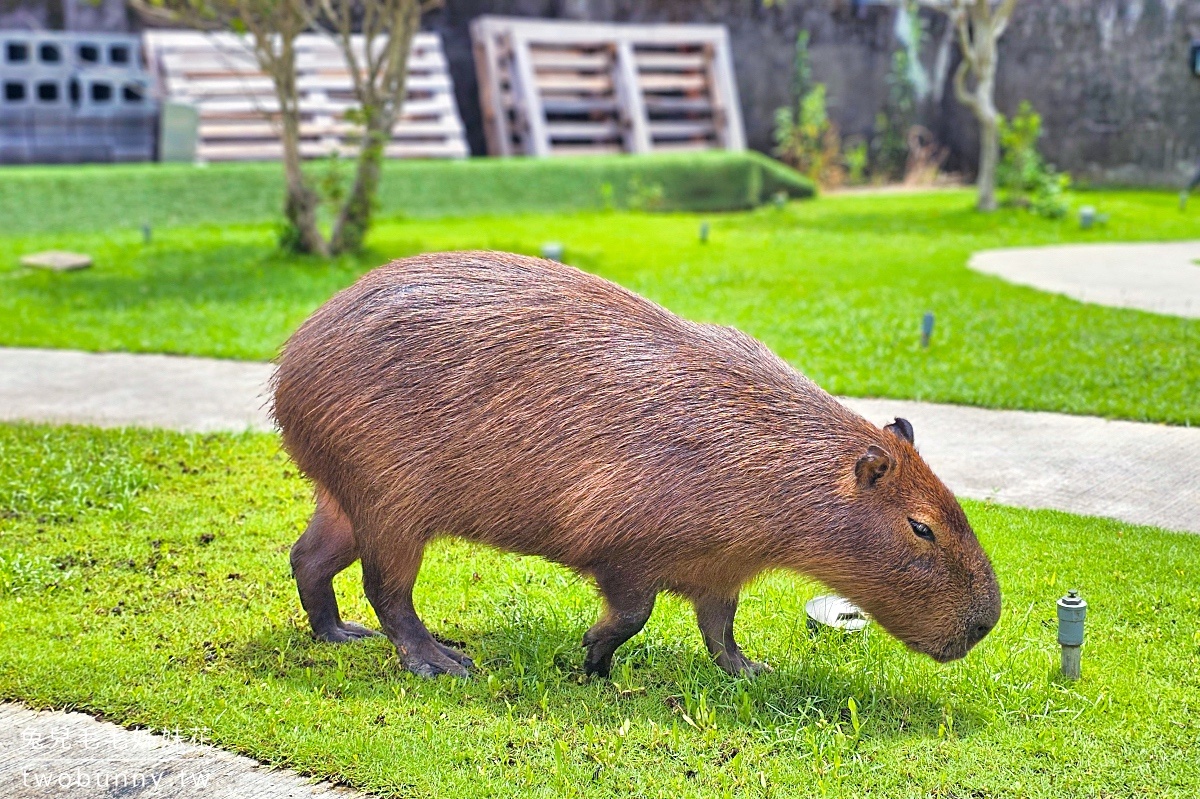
[329,112,387,255]
[274,33,328,255]
[946,0,1018,213]
[976,113,999,211]
[328,0,420,255]
[281,113,328,256]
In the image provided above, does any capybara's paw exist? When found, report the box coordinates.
[720,652,772,677]
[339,621,381,640]
[405,651,470,679]
[582,651,613,678]
[314,622,380,643]
[435,642,475,670]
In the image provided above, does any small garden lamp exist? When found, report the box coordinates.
[1057,589,1087,680]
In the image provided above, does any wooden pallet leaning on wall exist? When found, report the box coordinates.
[144,30,468,162]
[470,16,745,157]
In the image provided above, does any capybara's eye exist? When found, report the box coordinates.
[908,518,936,542]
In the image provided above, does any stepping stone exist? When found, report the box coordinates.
[19,251,93,272]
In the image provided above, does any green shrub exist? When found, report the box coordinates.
[844,140,868,186]
[774,32,844,188]
[998,101,1071,218]
[0,153,815,237]
[871,49,919,182]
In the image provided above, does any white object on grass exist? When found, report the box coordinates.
[805,595,870,633]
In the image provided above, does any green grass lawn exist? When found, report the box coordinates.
[1,189,1197,424]
[1,423,1197,798]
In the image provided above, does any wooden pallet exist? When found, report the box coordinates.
[470,16,744,157]
[144,30,468,162]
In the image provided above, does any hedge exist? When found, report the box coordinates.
[0,151,815,236]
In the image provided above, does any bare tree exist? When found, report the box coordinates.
[135,0,328,253]
[948,0,1018,211]
[912,0,1019,211]
[135,0,434,255]
[313,0,437,254]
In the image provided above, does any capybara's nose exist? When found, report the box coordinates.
[966,621,993,647]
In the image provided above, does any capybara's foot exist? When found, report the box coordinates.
[717,651,772,677]
[434,642,475,670]
[314,621,380,644]
[339,621,382,639]
[403,648,470,679]
[582,652,613,678]
[581,633,615,677]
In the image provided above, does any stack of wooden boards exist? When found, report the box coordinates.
[143,30,468,162]
[471,16,745,157]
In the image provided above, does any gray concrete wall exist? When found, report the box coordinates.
[988,0,1200,186]
[0,0,129,32]
[427,0,1200,186]
[5,0,1197,184]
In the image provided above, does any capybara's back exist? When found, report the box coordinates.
[273,251,1000,678]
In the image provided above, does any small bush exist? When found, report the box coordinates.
[998,101,1071,218]
[0,153,815,237]
[774,32,845,189]
[871,49,919,182]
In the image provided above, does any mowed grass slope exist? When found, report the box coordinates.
[0,424,1197,798]
[1,189,1197,424]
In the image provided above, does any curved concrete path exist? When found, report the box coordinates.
[969,241,1200,317]
[0,703,355,798]
[1,346,1196,535]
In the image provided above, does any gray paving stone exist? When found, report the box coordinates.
[969,241,1200,318]
[0,703,359,798]
[1,345,1195,534]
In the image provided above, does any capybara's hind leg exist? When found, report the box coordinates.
[290,490,379,643]
[360,541,472,678]
[692,594,770,676]
[582,574,657,678]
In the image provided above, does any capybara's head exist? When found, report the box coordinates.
[825,418,1001,663]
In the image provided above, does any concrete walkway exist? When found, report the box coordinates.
[0,703,354,798]
[2,346,1196,535]
[969,241,1200,318]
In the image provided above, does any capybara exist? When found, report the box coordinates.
[272,251,1001,678]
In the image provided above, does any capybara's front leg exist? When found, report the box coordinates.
[290,491,379,643]
[693,594,770,676]
[582,576,657,678]
[360,542,472,678]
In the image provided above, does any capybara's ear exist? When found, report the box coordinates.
[884,417,914,444]
[855,445,893,489]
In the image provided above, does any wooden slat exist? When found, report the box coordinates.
[509,30,550,157]
[192,95,454,115]
[643,96,714,113]
[198,139,468,161]
[146,29,468,162]
[633,51,708,71]
[534,73,613,93]
[546,142,624,156]
[470,16,744,157]
[545,120,622,140]
[648,120,716,138]
[614,40,650,154]
[529,49,611,70]
[638,73,708,92]
[201,118,463,139]
[472,20,511,156]
[706,32,745,150]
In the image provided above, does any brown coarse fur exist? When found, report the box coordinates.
[272,251,1001,679]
